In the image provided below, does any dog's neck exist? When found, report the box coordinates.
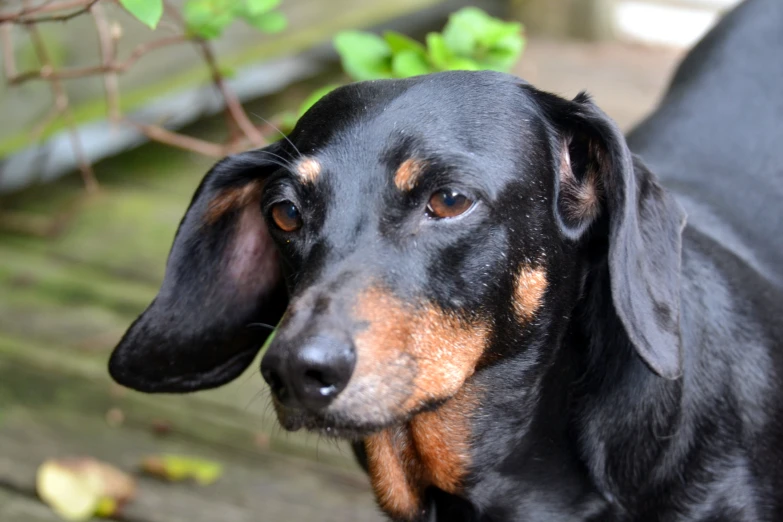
[460,317,612,521]
[462,257,684,520]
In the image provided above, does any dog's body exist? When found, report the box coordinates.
[109,0,783,520]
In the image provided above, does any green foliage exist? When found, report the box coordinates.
[279,7,524,133]
[118,0,287,38]
[183,0,287,39]
[118,0,163,29]
[333,31,393,80]
[117,2,523,139]
[332,7,524,81]
[442,7,524,71]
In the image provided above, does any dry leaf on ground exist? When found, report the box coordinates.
[36,457,136,521]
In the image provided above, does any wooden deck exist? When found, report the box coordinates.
[0,37,683,521]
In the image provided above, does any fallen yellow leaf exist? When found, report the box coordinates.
[36,457,136,521]
[140,454,223,485]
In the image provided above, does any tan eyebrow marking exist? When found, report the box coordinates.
[295,157,321,183]
[394,158,426,191]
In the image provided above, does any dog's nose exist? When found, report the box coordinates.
[261,335,356,410]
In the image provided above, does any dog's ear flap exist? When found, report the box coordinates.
[539,89,687,379]
[109,145,289,393]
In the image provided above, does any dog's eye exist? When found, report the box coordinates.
[427,189,473,219]
[270,201,303,232]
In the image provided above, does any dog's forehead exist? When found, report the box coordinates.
[293,71,538,155]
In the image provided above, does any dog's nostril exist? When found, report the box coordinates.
[303,369,338,397]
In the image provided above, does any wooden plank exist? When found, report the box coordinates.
[0,488,69,522]
[0,408,382,522]
[0,344,357,469]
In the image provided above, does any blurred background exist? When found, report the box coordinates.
[0,0,741,520]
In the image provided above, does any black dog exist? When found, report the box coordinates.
[109,0,783,519]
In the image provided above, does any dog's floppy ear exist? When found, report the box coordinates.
[109,144,289,393]
[536,88,687,379]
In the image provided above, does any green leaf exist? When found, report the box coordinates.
[476,47,522,72]
[443,57,481,71]
[141,455,224,485]
[392,50,431,78]
[183,0,235,39]
[480,22,523,47]
[298,84,340,117]
[440,7,525,72]
[119,0,163,29]
[426,33,453,71]
[383,31,426,57]
[334,31,392,81]
[245,0,280,15]
[442,7,490,55]
[242,10,287,33]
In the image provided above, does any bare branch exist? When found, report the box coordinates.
[1,22,17,79]
[27,19,98,192]
[0,0,100,24]
[199,40,265,149]
[2,0,281,197]
[128,121,228,158]
[91,2,120,121]
[7,34,187,83]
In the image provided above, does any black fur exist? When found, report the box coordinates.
[109,0,783,520]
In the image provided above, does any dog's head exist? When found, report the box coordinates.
[109,71,685,438]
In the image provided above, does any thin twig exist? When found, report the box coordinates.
[1,22,17,79]
[7,34,187,83]
[198,40,265,148]
[128,121,228,158]
[91,2,120,121]
[0,0,99,24]
[0,0,56,21]
[1,0,274,197]
[27,19,98,192]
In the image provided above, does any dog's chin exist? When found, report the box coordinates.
[277,412,384,440]
[274,399,447,441]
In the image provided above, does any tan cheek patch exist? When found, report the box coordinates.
[513,266,548,324]
[353,288,490,412]
[394,158,425,191]
[204,181,261,225]
[296,157,321,183]
[558,142,602,223]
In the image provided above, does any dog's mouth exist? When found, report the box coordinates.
[277,411,384,440]
[272,397,447,441]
